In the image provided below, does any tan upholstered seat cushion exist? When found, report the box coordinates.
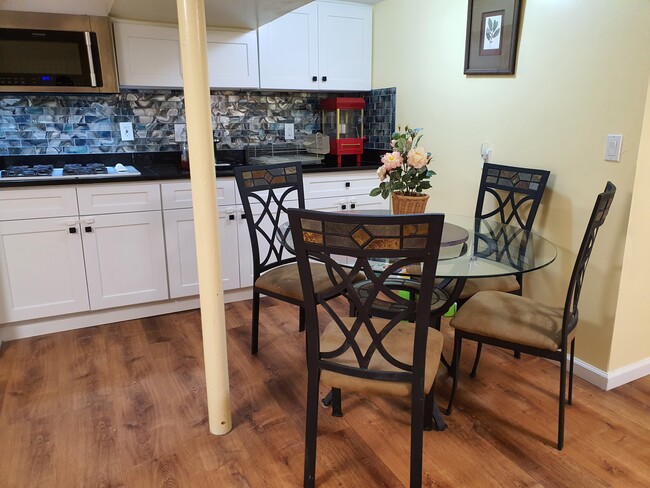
[457,276,520,299]
[450,290,564,351]
[256,262,363,301]
[319,317,444,397]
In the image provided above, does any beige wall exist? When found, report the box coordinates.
[372,0,650,371]
[610,77,650,370]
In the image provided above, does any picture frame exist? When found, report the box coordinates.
[464,0,522,75]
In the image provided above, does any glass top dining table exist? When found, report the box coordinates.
[279,210,557,279]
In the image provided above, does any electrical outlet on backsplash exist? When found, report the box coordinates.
[0,88,396,156]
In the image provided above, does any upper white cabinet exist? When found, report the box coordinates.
[113,19,260,89]
[113,21,184,88]
[258,1,372,91]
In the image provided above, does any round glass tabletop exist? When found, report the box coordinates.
[280,210,557,279]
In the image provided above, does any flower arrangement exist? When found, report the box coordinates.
[369,126,435,199]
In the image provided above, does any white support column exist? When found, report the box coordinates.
[176,0,232,435]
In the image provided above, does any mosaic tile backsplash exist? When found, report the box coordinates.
[0,88,396,156]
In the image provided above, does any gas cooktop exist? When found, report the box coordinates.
[0,163,141,181]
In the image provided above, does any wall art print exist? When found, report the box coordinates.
[464,0,522,75]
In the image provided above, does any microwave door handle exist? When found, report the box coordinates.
[84,32,98,87]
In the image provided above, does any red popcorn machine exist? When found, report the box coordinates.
[320,97,365,167]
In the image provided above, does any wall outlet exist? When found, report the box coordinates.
[174,123,186,142]
[119,122,134,141]
[284,123,295,140]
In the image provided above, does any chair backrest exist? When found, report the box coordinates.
[234,162,305,278]
[288,208,445,384]
[563,182,616,340]
[476,163,550,231]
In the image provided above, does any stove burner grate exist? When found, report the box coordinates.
[63,163,108,175]
[4,164,54,177]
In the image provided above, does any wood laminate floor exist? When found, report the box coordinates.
[0,297,649,487]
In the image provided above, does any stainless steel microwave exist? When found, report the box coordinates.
[0,11,118,94]
[0,28,103,88]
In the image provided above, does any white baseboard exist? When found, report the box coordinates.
[572,356,650,390]
[0,287,253,343]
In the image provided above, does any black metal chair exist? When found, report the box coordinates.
[288,208,448,488]
[446,182,616,450]
[234,162,344,354]
[456,163,551,376]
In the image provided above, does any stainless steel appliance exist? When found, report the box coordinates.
[0,11,118,93]
[0,163,140,182]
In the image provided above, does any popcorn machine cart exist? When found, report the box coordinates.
[320,97,365,167]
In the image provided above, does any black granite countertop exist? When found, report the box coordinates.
[0,150,383,188]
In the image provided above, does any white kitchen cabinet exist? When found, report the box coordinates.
[303,171,384,203]
[258,1,372,91]
[81,211,169,310]
[113,19,260,89]
[161,179,248,298]
[0,183,170,323]
[206,29,259,89]
[113,21,184,88]
[0,217,89,323]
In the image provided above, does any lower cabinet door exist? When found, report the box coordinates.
[163,208,200,298]
[0,218,89,323]
[82,211,169,310]
[162,207,241,297]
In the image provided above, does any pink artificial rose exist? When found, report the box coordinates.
[407,147,429,169]
[377,165,387,181]
[381,151,403,170]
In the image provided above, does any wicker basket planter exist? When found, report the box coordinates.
[391,192,430,215]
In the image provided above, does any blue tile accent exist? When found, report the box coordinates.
[0,89,397,155]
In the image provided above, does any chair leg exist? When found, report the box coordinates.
[424,384,447,431]
[409,389,425,488]
[568,339,575,405]
[514,351,521,359]
[299,306,306,332]
[321,390,332,408]
[469,342,482,378]
[558,351,567,451]
[331,388,343,417]
[303,371,320,488]
[251,291,260,355]
[446,333,463,415]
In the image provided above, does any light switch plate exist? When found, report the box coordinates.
[119,122,134,141]
[605,134,623,162]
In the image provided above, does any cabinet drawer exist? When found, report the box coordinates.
[161,179,237,209]
[77,183,161,215]
[303,171,379,200]
[0,187,78,221]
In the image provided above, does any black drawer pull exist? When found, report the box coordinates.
[345,182,350,188]
[341,204,347,210]
[322,75,327,82]
[69,227,77,234]
[85,226,93,233]
[350,203,356,209]
[240,213,246,219]
[229,214,235,220]
[312,76,317,82]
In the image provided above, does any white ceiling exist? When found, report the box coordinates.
[0,0,382,29]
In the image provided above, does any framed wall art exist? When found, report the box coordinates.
[464,0,522,75]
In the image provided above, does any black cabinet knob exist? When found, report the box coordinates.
[69,227,77,234]
[350,203,356,209]
[312,76,317,82]
[341,204,347,210]
[322,76,327,82]
[84,226,92,233]
[240,213,246,219]
[228,214,235,220]
[345,182,350,188]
